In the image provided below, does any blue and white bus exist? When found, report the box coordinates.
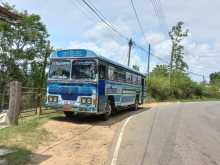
[46,49,146,120]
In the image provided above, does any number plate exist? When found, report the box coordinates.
[63,104,71,111]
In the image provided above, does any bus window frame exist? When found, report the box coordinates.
[71,58,98,81]
[98,60,108,80]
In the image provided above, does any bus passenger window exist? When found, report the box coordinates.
[138,76,141,85]
[126,72,132,84]
[132,74,137,84]
[99,64,106,79]
[108,67,114,81]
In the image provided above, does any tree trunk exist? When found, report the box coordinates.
[7,81,22,125]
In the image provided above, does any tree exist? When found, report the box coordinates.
[169,22,189,73]
[132,65,140,71]
[210,72,220,86]
[151,65,169,77]
[0,3,53,111]
[0,3,53,86]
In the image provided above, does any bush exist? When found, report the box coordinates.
[148,65,220,101]
[148,70,220,101]
[149,75,171,101]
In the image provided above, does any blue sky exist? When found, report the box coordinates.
[4,0,220,81]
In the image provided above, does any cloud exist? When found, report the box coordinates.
[69,22,145,71]
[8,0,220,81]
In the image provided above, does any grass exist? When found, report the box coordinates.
[0,146,31,165]
[0,112,62,165]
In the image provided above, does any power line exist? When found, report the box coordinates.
[187,71,204,77]
[148,0,168,34]
[130,0,146,38]
[69,0,97,23]
[81,0,130,41]
[79,0,204,78]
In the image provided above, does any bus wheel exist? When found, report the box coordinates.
[133,98,139,111]
[64,111,74,118]
[102,100,112,121]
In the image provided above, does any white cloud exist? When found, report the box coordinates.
[68,22,145,72]
[7,0,220,81]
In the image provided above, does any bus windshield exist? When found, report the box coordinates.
[49,60,71,80]
[72,60,97,80]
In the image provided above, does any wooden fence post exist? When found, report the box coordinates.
[7,81,22,125]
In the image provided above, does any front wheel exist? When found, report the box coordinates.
[64,111,74,118]
[101,100,112,121]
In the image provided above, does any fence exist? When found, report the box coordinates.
[0,83,9,112]
[20,87,55,118]
[0,81,56,118]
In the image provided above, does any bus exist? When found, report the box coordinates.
[46,49,146,120]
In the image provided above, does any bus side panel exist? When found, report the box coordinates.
[98,80,107,113]
[105,80,140,108]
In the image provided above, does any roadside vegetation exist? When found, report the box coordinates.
[148,22,220,101]
[148,65,220,101]
[0,113,61,165]
[0,3,53,110]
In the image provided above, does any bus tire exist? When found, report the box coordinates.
[64,111,74,118]
[102,100,112,121]
[133,97,139,111]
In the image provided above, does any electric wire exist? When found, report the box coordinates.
[79,0,204,78]
[130,0,146,38]
[81,0,130,41]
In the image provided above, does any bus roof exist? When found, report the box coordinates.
[50,49,146,76]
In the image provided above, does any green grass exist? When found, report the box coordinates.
[0,146,31,165]
[0,112,62,165]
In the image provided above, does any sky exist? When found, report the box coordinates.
[4,0,220,82]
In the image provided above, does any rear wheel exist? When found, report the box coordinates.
[102,100,112,121]
[64,111,74,118]
[132,97,139,111]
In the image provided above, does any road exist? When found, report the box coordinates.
[112,101,220,165]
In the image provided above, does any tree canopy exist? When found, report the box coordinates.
[0,3,53,88]
[169,21,189,72]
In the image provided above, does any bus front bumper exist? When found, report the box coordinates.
[46,103,104,115]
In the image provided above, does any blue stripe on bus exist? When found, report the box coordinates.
[48,83,96,101]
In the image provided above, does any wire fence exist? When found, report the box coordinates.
[0,82,57,118]
[0,83,9,112]
[19,87,56,118]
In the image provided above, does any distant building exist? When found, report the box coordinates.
[0,5,20,23]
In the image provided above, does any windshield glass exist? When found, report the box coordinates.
[72,60,97,80]
[49,60,71,79]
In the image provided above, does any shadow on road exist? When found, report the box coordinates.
[50,107,150,126]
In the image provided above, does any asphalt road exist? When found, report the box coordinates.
[114,101,220,165]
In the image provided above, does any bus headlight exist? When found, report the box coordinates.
[81,98,87,104]
[48,96,58,103]
[87,98,92,104]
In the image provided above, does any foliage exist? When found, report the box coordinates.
[0,147,31,165]
[0,3,53,89]
[0,113,62,165]
[210,72,220,87]
[148,65,220,101]
[169,21,189,72]
[132,65,140,71]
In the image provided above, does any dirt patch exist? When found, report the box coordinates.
[29,107,153,165]
[30,115,124,165]
[144,102,173,109]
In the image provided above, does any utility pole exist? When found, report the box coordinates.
[169,43,175,88]
[127,39,133,67]
[203,74,206,84]
[146,44,151,102]
[147,44,151,82]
